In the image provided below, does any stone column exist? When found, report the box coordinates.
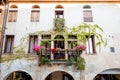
[65,40,68,60]
[80,70,85,80]
[51,41,54,60]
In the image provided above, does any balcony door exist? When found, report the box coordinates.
[54,35,64,49]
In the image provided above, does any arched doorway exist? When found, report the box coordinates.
[93,68,120,80]
[54,35,64,49]
[45,71,74,80]
[5,71,33,80]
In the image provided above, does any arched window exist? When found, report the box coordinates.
[83,5,93,22]
[55,5,64,18]
[8,5,18,22]
[54,5,65,29]
[31,5,40,22]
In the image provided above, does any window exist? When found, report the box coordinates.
[86,35,96,54]
[8,5,18,22]
[55,5,64,18]
[55,11,63,18]
[54,5,64,28]
[4,35,14,53]
[31,5,40,22]
[28,35,38,53]
[83,5,93,22]
[83,11,93,22]
[110,47,115,53]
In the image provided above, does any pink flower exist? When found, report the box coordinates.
[76,45,86,51]
[33,45,44,52]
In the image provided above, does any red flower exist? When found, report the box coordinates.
[76,45,86,51]
[49,48,56,53]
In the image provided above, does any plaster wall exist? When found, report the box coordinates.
[1,3,120,80]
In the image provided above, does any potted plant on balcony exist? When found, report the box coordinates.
[33,44,45,55]
[75,45,86,56]
[49,48,56,54]
[41,56,51,65]
[66,56,75,66]
[76,56,85,70]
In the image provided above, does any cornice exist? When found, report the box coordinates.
[7,0,120,3]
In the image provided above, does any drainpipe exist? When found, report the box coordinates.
[0,0,9,56]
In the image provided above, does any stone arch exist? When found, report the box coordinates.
[54,35,65,49]
[38,65,80,80]
[10,5,18,8]
[54,35,64,39]
[45,70,74,80]
[92,68,120,80]
[3,70,33,80]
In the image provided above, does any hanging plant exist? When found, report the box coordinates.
[70,23,107,50]
[41,40,51,48]
[76,56,85,70]
[54,18,65,31]
[66,56,75,66]
[41,56,51,65]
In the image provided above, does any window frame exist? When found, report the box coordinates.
[4,35,14,53]
[31,8,40,22]
[83,10,93,22]
[28,35,38,53]
[83,5,93,22]
[86,35,96,54]
[8,9,18,22]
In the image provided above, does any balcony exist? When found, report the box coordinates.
[37,49,80,65]
[54,18,65,31]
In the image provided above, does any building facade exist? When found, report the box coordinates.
[1,0,120,80]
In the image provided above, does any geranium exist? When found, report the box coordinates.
[33,44,44,52]
[75,45,86,51]
[49,48,56,53]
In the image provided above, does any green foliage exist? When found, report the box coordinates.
[66,56,75,66]
[54,18,65,31]
[70,23,107,49]
[15,48,25,54]
[41,56,51,65]
[0,54,36,63]
[76,56,85,70]
[41,40,51,48]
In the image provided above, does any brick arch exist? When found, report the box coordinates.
[10,5,18,8]
[55,5,64,8]
[32,5,40,8]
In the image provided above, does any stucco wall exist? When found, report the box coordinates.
[1,3,120,80]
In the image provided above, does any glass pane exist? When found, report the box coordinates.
[6,38,12,53]
[29,37,34,53]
